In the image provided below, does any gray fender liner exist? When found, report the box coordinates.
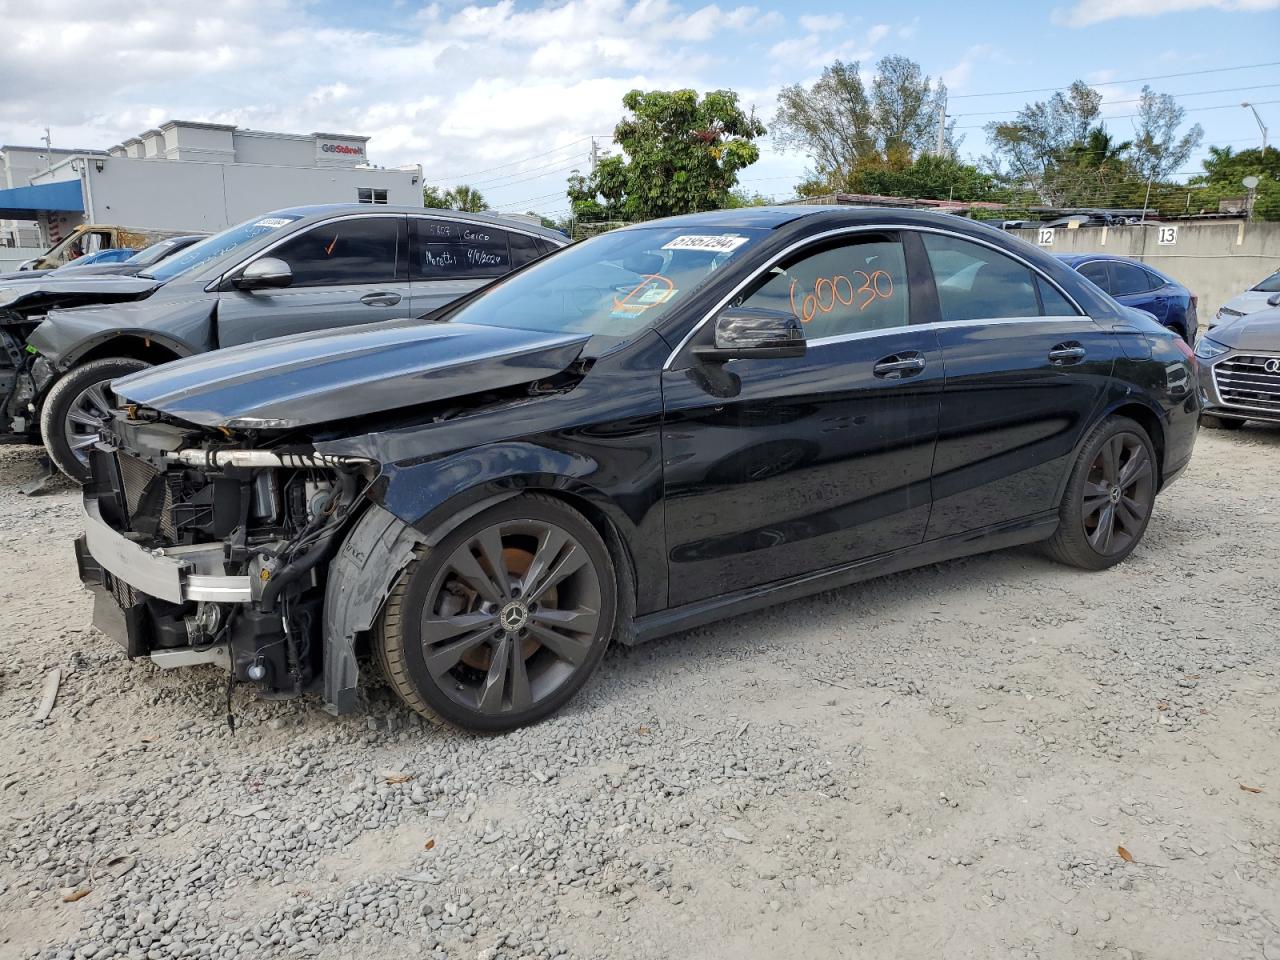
[321,495,516,714]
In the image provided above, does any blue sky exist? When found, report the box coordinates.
[2,0,1277,217]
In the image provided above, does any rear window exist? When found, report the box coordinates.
[1110,261,1154,297]
[412,219,512,280]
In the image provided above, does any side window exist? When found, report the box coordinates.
[1078,260,1110,293]
[922,233,1039,321]
[1143,268,1167,290]
[412,220,512,280]
[1036,277,1079,316]
[735,235,908,340]
[266,217,399,287]
[1110,261,1153,297]
[508,232,543,268]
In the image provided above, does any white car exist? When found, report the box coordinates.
[1212,270,1280,328]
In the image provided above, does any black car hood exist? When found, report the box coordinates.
[1210,306,1280,350]
[0,274,160,316]
[112,320,591,429]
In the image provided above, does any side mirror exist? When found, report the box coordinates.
[694,308,806,362]
[233,257,293,291]
[1268,292,1280,307]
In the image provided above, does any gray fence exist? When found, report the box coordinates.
[1010,220,1280,326]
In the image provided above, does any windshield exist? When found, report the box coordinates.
[1253,271,1280,293]
[145,214,304,282]
[442,226,766,339]
[127,237,193,267]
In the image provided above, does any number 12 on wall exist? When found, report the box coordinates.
[1037,228,1055,246]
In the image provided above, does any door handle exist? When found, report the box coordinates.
[873,353,926,379]
[360,292,402,306]
[1048,344,1087,364]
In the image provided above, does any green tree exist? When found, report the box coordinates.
[847,154,999,201]
[445,185,487,212]
[772,56,949,188]
[525,210,561,230]
[725,188,773,207]
[1128,86,1204,183]
[984,80,1103,204]
[567,88,766,221]
[1187,145,1280,219]
[422,184,488,211]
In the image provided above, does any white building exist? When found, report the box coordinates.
[0,120,423,250]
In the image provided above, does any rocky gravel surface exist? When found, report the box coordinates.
[0,428,1277,960]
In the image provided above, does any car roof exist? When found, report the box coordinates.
[266,204,566,241]
[616,205,1025,234]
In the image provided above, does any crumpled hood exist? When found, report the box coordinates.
[112,320,590,429]
[0,274,160,313]
[1208,305,1280,350]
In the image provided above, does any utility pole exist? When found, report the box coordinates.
[935,93,948,157]
[42,127,51,151]
[590,137,600,173]
[1241,102,1268,154]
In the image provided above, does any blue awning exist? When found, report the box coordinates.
[0,179,84,219]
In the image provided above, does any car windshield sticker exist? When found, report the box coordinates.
[253,217,294,228]
[661,235,749,253]
[611,275,677,319]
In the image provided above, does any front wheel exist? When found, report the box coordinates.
[39,357,151,482]
[1045,416,1158,570]
[376,494,617,732]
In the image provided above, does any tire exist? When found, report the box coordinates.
[39,357,150,483]
[376,493,618,732]
[1045,415,1158,571]
[1202,414,1246,431]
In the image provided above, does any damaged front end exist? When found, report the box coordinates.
[76,411,374,708]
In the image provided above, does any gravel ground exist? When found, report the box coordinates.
[0,428,1277,960]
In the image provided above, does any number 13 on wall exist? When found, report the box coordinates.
[1157,226,1178,245]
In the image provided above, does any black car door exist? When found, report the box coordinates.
[920,232,1117,540]
[661,230,943,607]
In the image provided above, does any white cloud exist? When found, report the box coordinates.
[1055,0,1280,26]
[798,13,844,31]
[941,45,996,92]
[0,2,951,213]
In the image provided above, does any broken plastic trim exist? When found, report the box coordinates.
[163,448,372,469]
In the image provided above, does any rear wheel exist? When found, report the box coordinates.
[376,494,617,732]
[1046,416,1157,570]
[39,357,150,483]
[1202,414,1246,431]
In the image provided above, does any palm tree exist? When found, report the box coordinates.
[445,185,488,212]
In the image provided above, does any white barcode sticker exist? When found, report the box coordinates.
[661,235,749,253]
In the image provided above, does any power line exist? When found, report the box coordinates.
[955,98,1280,130]
[462,154,590,190]
[424,134,614,183]
[948,60,1280,100]
[951,82,1280,118]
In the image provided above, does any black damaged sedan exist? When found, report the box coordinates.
[76,207,1200,731]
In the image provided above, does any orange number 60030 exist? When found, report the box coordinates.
[790,270,893,323]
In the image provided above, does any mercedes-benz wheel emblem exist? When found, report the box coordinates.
[1264,358,1280,374]
[499,601,529,632]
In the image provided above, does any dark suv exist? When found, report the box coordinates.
[2,205,566,480]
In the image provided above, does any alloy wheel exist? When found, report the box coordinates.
[419,519,603,717]
[63,379,117,466]
[1081,431,1154,556]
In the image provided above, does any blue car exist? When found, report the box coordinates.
[1057,254,1198,343]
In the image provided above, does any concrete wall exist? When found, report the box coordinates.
[81,157,423,232]
[1010,221,1280,320]
[0,246,46,271]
